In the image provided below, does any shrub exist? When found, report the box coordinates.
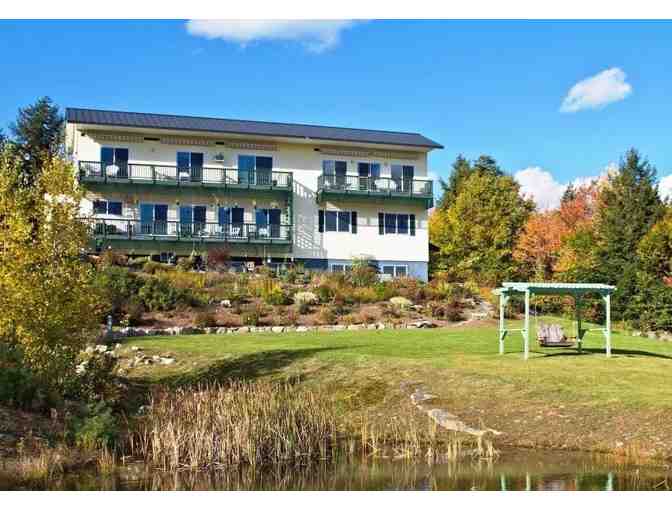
[139,277,199,311]
[293,291,318,306]
[317,306,336,325]
[124,298,145,326]
[390,296,413,310]
[260,279,290,305]
[349,257,379,287]
[350,287,378,304]
[206,247,230,271]
[93,266,143,319]
[177,255,196,272]
[241,303,266,326]
[69,402,118,450]
[373,282,396,302]
[0,346,38,407]
[194,310,218,328]
[65,350,119,403]
[315,284,335,303]
[98,249,127,268]
[142,260,168,274]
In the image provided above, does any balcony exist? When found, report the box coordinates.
[85,218,292,245]
[317,174,433,207]
[78,161,292,192]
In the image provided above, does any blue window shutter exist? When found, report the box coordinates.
[378,213,384,235]
[318,210,324,233]
[410,214,416,236]
[101,147,114,166]
[351,211,357,234]
[218,207,230,225]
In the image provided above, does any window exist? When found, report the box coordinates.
[319,210,357,233]
[93,200,123,215]
[256,208,282,237]
[101,147,129,177]
[391,165,415,192]
[357,162,381,190]
[323,160,347,187]
[382,265,408,278]
[238,155,273,185]
[140,203,168,235]
[331,264,352,273]
[177,152,204,182]
[379,213,415,236]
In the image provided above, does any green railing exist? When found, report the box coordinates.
[317,174,432,197]
[85,218,292,244]
[78,161,293,190]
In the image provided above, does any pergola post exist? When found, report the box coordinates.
[523,290,530,360]
[575,295,582,354]
[498,292,506,355]
[605,293,612,358]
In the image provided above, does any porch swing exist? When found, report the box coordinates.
[533,299,575,348]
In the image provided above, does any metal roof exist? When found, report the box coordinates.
[66,107,443,149]
[494,282,616,296]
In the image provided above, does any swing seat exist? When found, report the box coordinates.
[537,323,575,347]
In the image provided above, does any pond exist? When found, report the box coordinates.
[2,449,670,490]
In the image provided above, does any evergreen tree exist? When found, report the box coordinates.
[10,96,64,187]
[561,183,576,204]
[595,148,664,317]
[437,154,471,210]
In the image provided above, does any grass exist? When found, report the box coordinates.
[122,317,672,458]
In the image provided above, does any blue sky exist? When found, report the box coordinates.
[1,19,671,208]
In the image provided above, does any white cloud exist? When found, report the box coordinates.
[514,165,613,211]
[185,20,356,53]
[560,67,632,113]
[659,175,672,202]
[515,167,567,211]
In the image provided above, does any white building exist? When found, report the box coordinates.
[66,108,442,280]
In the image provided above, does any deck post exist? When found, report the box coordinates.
[524,290,530,360]
[605,293,612,358]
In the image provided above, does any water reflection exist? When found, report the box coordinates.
[2,449,670,491]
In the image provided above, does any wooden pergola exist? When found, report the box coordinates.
[493,282,617,360]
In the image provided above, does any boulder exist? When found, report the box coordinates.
[331,325,346,331]
[272,326,285,333]
[347,324,364,330]
[159,357,176,365]
[376,323,386,330]
[216,327,229,335]
[237,327,250,334]
[296,326,309,333]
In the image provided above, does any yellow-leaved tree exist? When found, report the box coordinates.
[0,148,104,390]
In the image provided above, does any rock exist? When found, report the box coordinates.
[647,331,658,339]
[159,357,176,365]
[152,355,160,362]
[332,325,346,331]
[181,327,205,335]
[85,346,95,355]
[131,346,141,352]
[114,343,122,350]
[220,299,232,308]
[376,323,386,330]
[216,327,228,335]
[95,344,108,353]
[367,324,377,330]
[347,324,363,330]
[410,320,435,329]
[272,326,285,333]
[296,326,309,333]
[237,327,250,334]
[630,330,642,337]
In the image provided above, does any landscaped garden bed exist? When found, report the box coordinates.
[93,249,490,336]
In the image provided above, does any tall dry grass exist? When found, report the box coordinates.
[132,381,339,469]
[130,380,497,471]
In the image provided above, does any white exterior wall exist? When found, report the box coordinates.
[68,122,432,275]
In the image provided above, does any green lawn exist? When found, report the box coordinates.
[123,318,672,457]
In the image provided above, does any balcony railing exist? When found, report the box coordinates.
[317,174,432,198]
[78,161,292,190]
[85,218,292,244]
